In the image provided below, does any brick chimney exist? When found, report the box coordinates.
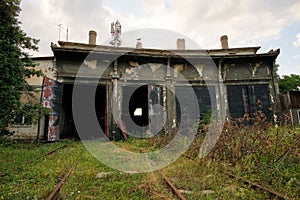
[89,30,97,45]
[220,35,228,49]
[176,39,185,50]
[136,38,142,49]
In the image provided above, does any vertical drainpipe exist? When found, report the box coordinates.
[218,58,227,120]
[219,36,228,118]
[165,57,173,132]
[270,59,279,125]
[105,80,109,136]
[111,60,119,139]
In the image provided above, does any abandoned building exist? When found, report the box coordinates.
[10,32,281,141]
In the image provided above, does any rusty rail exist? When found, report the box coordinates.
[162,174,187,200]
[46,166,75,200]
[222,170,291,200]
[276,134,300,163]
[25,144,67,165]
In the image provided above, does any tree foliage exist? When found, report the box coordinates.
[278,74,300,93]
[0,0,42,135]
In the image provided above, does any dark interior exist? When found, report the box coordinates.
[60,84,106,139]
[227,84,271,120]
[175,86,215,127]
[95,85,107,135]
[122,85,149,134]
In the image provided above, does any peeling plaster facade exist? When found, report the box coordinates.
[46,41,280,141]
[8,39,281,140]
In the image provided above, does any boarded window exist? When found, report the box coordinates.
[175,86,216,126]
[227,85,271,119]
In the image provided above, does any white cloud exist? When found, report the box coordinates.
[293,55,300,59]
[113,0,300,49]
[142,0,300,48]
[20,0,111,56]
[294,33,300,47]
[19,0,300,55]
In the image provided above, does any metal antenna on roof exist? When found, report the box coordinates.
[109,20,122,47]
[56,24,68,41]
[57,24,62,41]
[66,26,69,41]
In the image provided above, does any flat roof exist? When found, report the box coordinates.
[51,41,279,59]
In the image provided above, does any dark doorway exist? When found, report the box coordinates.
[61,84,77,139]
[122,85,149,134]
[95,85,107,135]
[43,115,49,140]
[60,84,107,139]
[129,85,149,126]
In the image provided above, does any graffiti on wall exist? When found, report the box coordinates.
[41,76,62,141]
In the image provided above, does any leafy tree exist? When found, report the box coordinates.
[273,64,280,79]
[278,74,300,93]
[0,0,42,135]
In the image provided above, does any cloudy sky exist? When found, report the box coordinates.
[19,0,300,76]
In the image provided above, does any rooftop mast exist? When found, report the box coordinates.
[109,20,122,47]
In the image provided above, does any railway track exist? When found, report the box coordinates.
[162,174,187,200]
[46,166,75,200]
[159,168,293,200]
[221,170,292,200]
[1,142,295,199]
[45,149,82,200]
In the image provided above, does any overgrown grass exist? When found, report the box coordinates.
[0,124,299,199]
[0,141,147,199]
[206,114,300,199]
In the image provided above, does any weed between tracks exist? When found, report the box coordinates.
[0,121,299,199]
